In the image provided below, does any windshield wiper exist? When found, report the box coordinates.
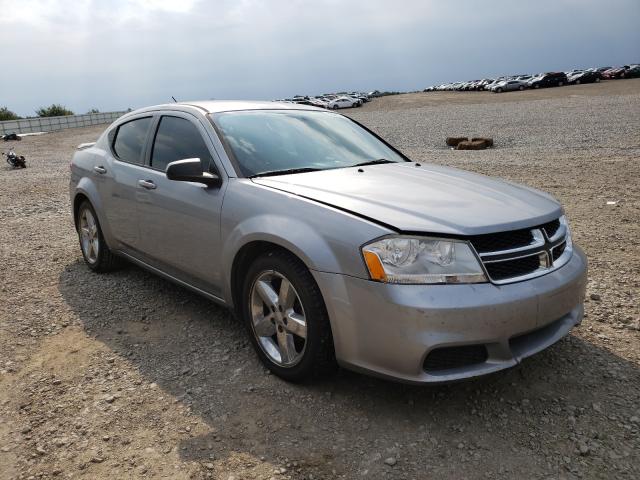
[351,158,396,167]
[249,167,323,178]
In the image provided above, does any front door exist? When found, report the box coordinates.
[134,113,227,296]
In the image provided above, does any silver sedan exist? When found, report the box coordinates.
[70,101,587,384]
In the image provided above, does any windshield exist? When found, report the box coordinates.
[211,110,406,177]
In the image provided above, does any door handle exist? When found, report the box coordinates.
[137,179,157,190]
[94,166,107,174]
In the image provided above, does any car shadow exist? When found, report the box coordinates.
[58,259,640,478]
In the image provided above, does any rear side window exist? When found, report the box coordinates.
[151,116,213,172]
[113,117,152,164]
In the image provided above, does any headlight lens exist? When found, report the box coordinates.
[362,236,487,284]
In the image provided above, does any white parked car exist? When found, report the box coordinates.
[327,96,360,109]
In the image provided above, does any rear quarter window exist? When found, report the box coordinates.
[113,117,153,164]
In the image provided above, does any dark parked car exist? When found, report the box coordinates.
[567,70,601,85]
[624,65,640,78]
[527,72,568,89]
[602,66,630,79]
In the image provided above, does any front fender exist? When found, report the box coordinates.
[221,214,340,303]
[219,180,395,306]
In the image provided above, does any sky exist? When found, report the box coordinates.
[1,0,639,116]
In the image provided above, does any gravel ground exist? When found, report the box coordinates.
[1,79,639,480]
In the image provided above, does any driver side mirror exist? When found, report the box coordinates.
[166,158,221,188]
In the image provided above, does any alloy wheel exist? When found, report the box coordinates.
[79,208,99,264]
[250,270,307,367]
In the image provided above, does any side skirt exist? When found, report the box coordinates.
[116,250,229,308]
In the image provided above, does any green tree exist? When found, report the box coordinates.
[36,104,74,117]
[87,108,100,114]
[0,106,20,121]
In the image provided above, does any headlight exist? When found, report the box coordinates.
[362,236,487,284]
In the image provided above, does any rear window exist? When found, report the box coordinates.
[113,117,152,164]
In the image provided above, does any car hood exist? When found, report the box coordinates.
[252,163,562,235]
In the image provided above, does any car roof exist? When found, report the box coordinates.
[137,100,327,115]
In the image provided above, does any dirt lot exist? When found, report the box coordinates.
[1,79,639,480]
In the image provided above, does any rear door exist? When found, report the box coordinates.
[100,115,154,250]
[133,112,227,296]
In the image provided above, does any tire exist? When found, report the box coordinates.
[519,85,524,90]
[332,104,338,110]
[575,80,581,85]
[496,88,503,93]
[558,81,563,87]
[241,250,337,382]
[595,77,600,83]
[76,200,124,272]
[534,84,540,89]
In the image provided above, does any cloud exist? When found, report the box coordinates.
[1,0,638,115]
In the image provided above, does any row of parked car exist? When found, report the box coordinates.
[276,92,374,109]
[424,64,640,93]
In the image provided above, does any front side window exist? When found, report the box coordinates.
[113,117,152,164]
[212,110,406,177]
[151,116,213,172]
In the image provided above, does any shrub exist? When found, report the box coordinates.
[36,104,74,117]
[0,106,20,121]
[87,108,100,114]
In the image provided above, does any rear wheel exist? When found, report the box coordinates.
[496,87,503,93]
[519,85,524,90]
[575,80,581,85]
[76,201,123,272]
[558,81,563,86]
[595,77,601,83]
[241,250,336,382]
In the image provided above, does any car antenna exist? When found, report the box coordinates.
[171,96,178,102]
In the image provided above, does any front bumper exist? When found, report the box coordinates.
[313,246,587,384]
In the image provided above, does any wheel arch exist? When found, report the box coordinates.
[229,241,293,315]
[72,192,90,229]
[72,178,116,249]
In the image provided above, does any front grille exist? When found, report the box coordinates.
[485,254,541,281]
[423,345,488,372]
[468,228,534,254]
[465,217,570,283]
[541,219,561,238]
[552,241,566,261]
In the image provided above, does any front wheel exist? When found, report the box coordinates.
[496,87,503,93]
[519,85,524,90]
[558,81,563,86]
[241,250,336,382]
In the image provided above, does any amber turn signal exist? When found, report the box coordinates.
[363,251,387,282]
